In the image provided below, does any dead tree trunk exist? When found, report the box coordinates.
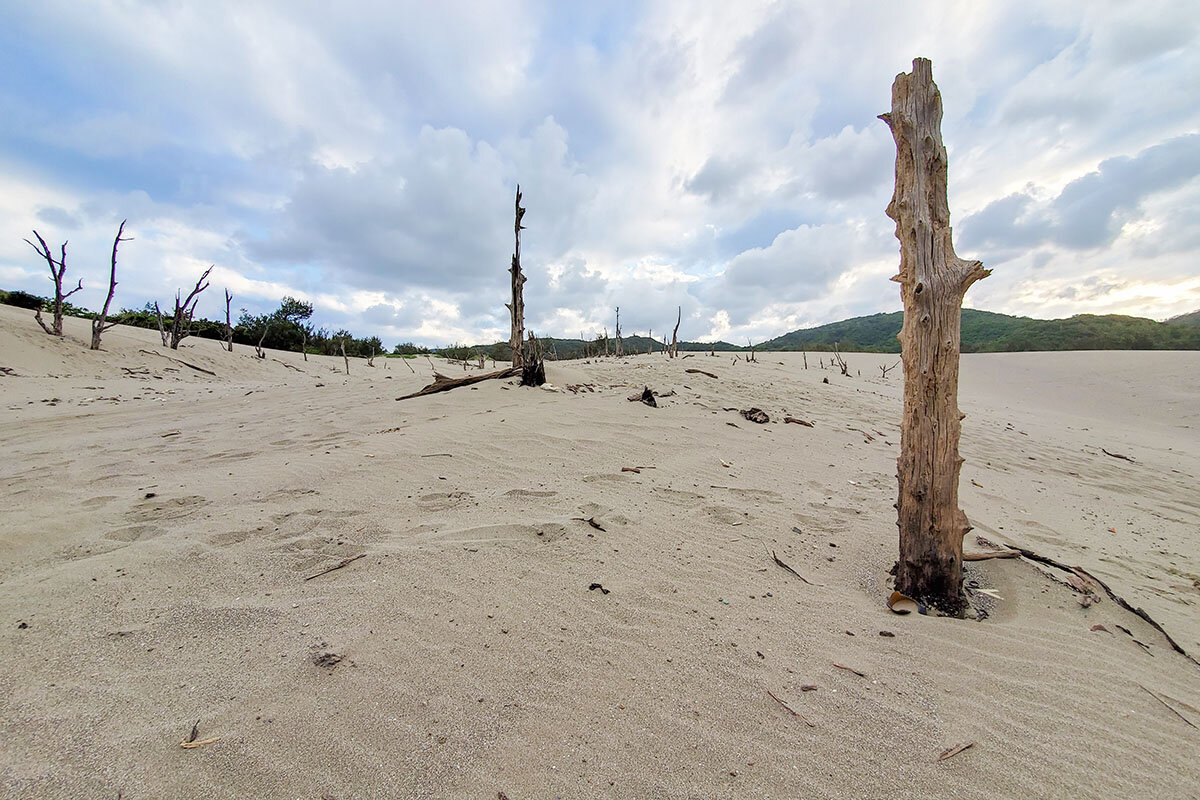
[25,232,82,336]
[802,350,808,369]
[506,185,527,368]
[670,306,680,358]
[832,342,849,376]
[154,302,170,346]
[165,266,213,349]
[255,322,270,359]
[614,307,622,357]
[90,220,129,350]
[520,331,546,386]
[341,339,349,375]
[224,290,234,352]
[880,58,990,615]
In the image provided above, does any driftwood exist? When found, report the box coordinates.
[627,387,656,407]
[396,367,519,400]
[783,417,814,427]
[997,540,1197,666]
[961,549,1020,561]
[685,368,718,379]
[1100,448,1136,463]
[90,220,129,350]
[304,553,366,581]
[881,58,989,615]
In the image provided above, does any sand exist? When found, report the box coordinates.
[1,302,1198,799]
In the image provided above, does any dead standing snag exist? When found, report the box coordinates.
[25,231,82,336]
[881,58,990,615]
[158,265,214,349]
[506,185,527,369]
[90,220,131,350]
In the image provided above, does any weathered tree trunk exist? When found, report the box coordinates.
[224,290,234,352]
[90,220,129,350]
[25,232,82,336]
[154,302,170,346]
[880,58,990,616]
[614,307,622,357]
[506,185,527,368]
[341,339,349,374]
[670,306,680,358]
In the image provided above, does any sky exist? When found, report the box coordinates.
[1,0,1198,347]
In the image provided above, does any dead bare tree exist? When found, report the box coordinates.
[880,360,901,379]
[670,306,680,358]
[647,329,652,355]
[157,265,214,349]
[881,58,990,615]
[25,231,82,336]
[223,290,234,352]
[614,307,622,357]
[746,339,757,363]
[831,342,850,376]
[367,347,376,367]
[90,220,131,350]
[802,350,808,369]
[340,338,350,375]
[506,185,527,368]
[254,320,270,359]
[603,327,610,356]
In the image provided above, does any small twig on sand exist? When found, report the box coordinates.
[784,417,814,427]
[833,662,866,677]
[766,690,816,727]
[1139,684,1198,729]
[937,741,974,762]
[1101,448,1136,463]
[420,453,453,458]
[303,553,366,581]
[621,467,641,473]
[572,517,606,532]
[769,548,825,586]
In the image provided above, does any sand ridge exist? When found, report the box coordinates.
[1,303,1198,799]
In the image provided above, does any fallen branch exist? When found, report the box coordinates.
[572,516,606,532]
[1101,448,1136,463]
[784,417,814,427]
[685,368,718,379]
[833,663,866,677]
[769,549,825,586]
[303,553,366,581]
[396,367,519,400]
[766,690,816,727]
[962,549,1021,561]
[273,358,305,373]
[137,349,217,377]
[999,540,1197,666]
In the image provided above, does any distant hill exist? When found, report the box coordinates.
[759,309,1200,353]
[1166,310,1200,327]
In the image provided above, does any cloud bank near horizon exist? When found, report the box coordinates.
[2,1,1198,347]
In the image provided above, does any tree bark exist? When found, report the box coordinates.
[880,58,990,616]
[90,220,128,350]
[506,185,526,368]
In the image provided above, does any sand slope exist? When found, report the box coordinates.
[1,303,1198,799]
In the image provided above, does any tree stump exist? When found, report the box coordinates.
[880,58,990,615]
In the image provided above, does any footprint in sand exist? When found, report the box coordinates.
[104,524,163,542]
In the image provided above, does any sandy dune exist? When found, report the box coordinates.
[1,302,1198,799]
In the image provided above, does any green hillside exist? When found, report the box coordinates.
[759,309,1200,353]
[1166,310,1200,327]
